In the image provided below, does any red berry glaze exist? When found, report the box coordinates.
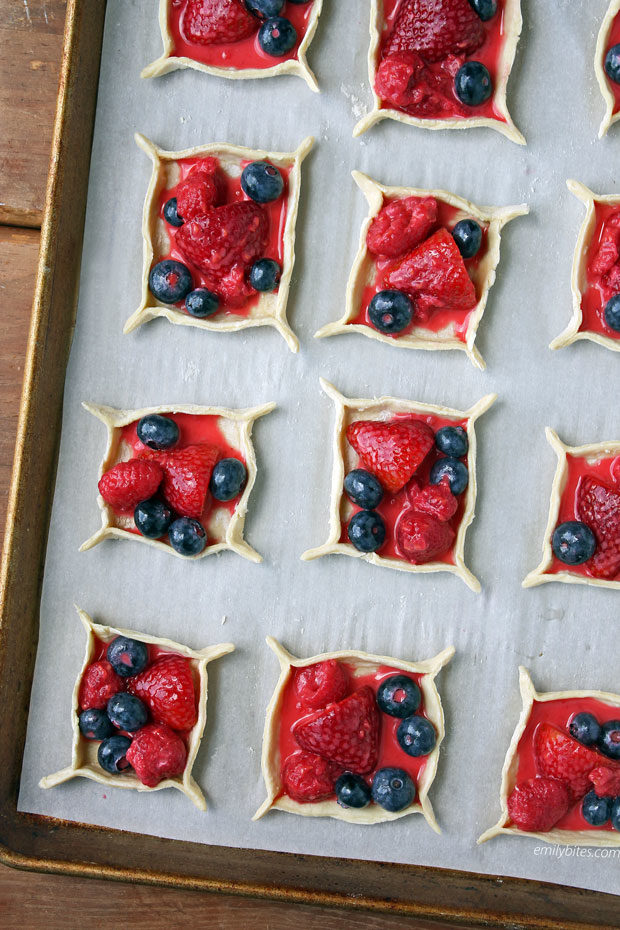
[366,195,438,258]
[79,661,125,711]
[143,443,218,519]
[384,0,485,63]
[293,687,380,774]
[346,419,435,494]
[281,750,343,803]
[293,661,350,710]
[128,655,198,731]
[507,776,571,833]
[576,476,620,580]
[125,723,188,788]
[183,0,257,46]
[395,508,455,564]
[533,722,604,803]
[98,460,163,513]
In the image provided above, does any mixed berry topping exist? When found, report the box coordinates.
[580,205,620,338]
[605,44,620,86]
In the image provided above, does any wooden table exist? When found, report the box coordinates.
[0,3,473,926]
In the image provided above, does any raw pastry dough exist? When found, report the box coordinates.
[595,1,620,138]
[523,427,620,591]
[550,180,620,353]
[315,171,528,370]
[353,0,525,143]
[478,667,620,847]
[40,607,234,810]
[301,379,496,593]
[141,0,323,92]
[125,133,314,352]
[80,400,275,562]
[254,636,454,825]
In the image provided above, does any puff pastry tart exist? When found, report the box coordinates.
[550,181,620,353]
[353,0,524,143]
[80,401,274,562]
[254,637,454,825]
[302,380,496,592]
[596,1,620,138]
[142,0,322,92]
[125,134,314,352]
[479,668,620,846]
[40,608,234,810]
[315,171,527,370]
[523,429,620,591]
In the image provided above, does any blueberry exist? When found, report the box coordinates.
[581,790,612,827]
[371,768,416,812]
[598,720,620,760]
[209,458,247,501]
[249,258,280,291]
[335,772,371,809]
[168,517,207,556]
[245,0,284,17]
[368,289,413,334]
[107,692,148,732]
[605,44,620,85]
[397,715,436,757]
[107,636,149,678]
[134,498,172,539]
[137,413,179,450]
[377,675,421,718]
[467,0,497,21]
[241,161,284,203]
[435,425,468,458]
[98,735,132,775]
[149,259,193,304]
[185,287,219,318]
[551,521,597,565]
[258,17,297,57]
[430,457,469,495]
[78,708,114,741]
[455,61,493,107]
[569,712,601,746]
[452,219,482,259]
[347,511,386,553]
[344,469,384,510]
[604,294,620,332]
[612,797,620,831]
[163,197,183,227]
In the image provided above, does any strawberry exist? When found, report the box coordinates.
[128,655,198,731]
[408,476,458,523]
[79,661,124,711]
[589,764,620,798]
[281,750,343,803]
[143,444,218,519]
[576,476,620,580]
[374,51,463,118]
[602,262,620,298]
[183,0,257,46]
[293,687,380,774]
[533,722,604,803]
[293,661,350,710]
[125,723,187,788]
[507,777,571,833]
[175,162,224,222]
[346,418,435,494]
[386,228,477,322]
[175,201,268,281]
[98,459,163,513]
[367,195,438,259]
[384,0,485,63]
[395,508,455,564]
[590,225,620,277]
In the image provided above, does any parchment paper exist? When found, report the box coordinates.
[17,0,620,896]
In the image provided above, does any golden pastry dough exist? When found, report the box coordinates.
[550,180,620,353]
[301,379,496,593]
[595,1,620,138]
[141,0,323,92]
[523,427,620,591]
[478,667,620,847]
[40,607,235,810]
[80,400,275,562]
[353,0,525,143]
[315,171,527,370]
[254,637,454,825]
[125,133,314,352]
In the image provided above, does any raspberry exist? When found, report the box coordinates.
[602,262,620,299]
[143,444,219,519]
[175,201,268,282]
[79,661,124,711]
[176,163,224,222]
[293,661,350,710]
[346,418,435,494]
[591,225,620,277]
[128,655,198,731]
[281,750,343,803]
[367,195,438,258]
[507,777,571,833]
[126,724,187,788]
[408,476,458,522]
[98,459,163,513]
[395,508,455,563]
[576,476,620,580]
[384,0,485,63]
[533,722,605,803]
[293,687,380,774]
[183,0,257,46]
[589,764,620,798]
[375,51,461,118]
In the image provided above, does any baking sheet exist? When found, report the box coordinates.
[17,0,620,896]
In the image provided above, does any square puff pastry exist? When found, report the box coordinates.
[80,400,275,563]
[125,133,314,352]
[253,636,454,826]
[550,180,620,354]
[141,0,323,92]
[40,607,235,810]
[523,427,620,591]
[595,1,620,138]
[301,379,496,593]
[315,171,527,370]
[353,0,525,143]
[478,667,620,847]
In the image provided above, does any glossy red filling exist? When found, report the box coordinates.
[605,11,620,115]
[579,202,620,340]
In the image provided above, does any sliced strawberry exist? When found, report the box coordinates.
[408,476,458,523]
[281,750,343,803]
[175,201,268,281]
[591,225,620,277]
[98,459,163,513]
[143,444,218,519]
[79,661,124,711]
[126,723,187,788]
[395,508,455,564]
[346,418,435,494]
[128,655,198,731]
[589,764,620,798]
[175,162,224,222]
[386,228,477,322]
[293,687,380,774]
[183,0,257,46]
[507,777,571,833]
[367,195,438,259]
[576,476,620,580]
[293,661,350,710]
[384,0,485,63]
[533,722,605,803]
